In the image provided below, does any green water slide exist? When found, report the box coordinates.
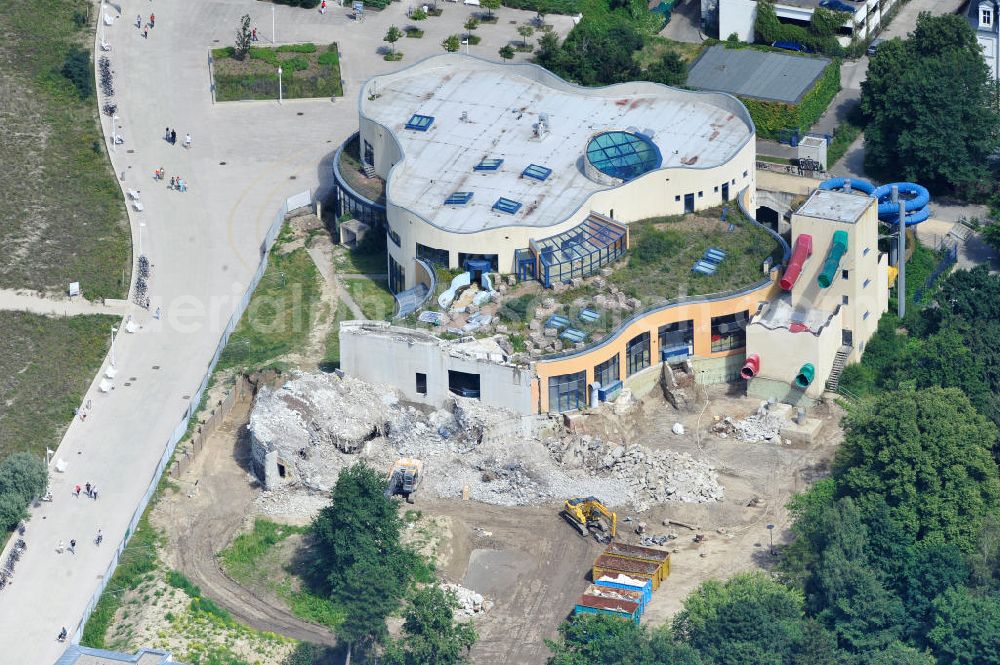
[817,230,848,288]
[795,363,815,388]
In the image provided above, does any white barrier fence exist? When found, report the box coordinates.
[70,190,312,644]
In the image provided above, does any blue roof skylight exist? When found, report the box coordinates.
[444,191,473,206]
[522,164,552,181]
[474,158,504,172]
[492,197,522,215]
[405,114,435,131]
[586,131,662,181]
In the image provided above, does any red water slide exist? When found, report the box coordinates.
[780,234,813,291]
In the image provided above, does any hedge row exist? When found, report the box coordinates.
[271,0,322,8]
[502,0,580,15]
[740,59,841,139]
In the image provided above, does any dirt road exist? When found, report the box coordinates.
[152,396,337,647]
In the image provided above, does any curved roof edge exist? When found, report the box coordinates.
[359,54,757,237]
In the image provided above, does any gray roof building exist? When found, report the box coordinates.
[55,645,184,665]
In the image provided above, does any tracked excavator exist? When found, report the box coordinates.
[562,496,617,543]
[386,458,423,504]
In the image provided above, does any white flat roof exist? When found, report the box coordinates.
[797,189,872,225]
[362,56,753,234]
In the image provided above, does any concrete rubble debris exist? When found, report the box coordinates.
[442,583,492,617]
[711,401,787,443]
[249,371,724,517]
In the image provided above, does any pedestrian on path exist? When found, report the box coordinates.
[69,539,76,555]
[136,14,142,28]
[252,27,258,41]
[170,129,177,145]
[95,530,103,546]
[92,487,98,500]
[184,133,192,149]
[57,540,65,554]
[320,0,327,13]
[165,127,171,142]
[154,307,161,320]
[85,482,91,497]
[143,28,148,38]
[150,13,155,27]
[74,485,80,498]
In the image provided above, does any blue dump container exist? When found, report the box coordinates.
[574,594,642,624]
[594,573,653,604]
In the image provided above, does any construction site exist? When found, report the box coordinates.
[145,360,843,665]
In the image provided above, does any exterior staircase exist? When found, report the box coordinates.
[825,345,852,392]
[362,161,377,179]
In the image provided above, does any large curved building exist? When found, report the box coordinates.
[345,54,758,293]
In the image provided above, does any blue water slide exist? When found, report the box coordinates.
[872,182,931,226]
[818,177,876,195]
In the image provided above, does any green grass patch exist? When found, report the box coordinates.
[0,0,130,298]
[331,244,387,275]
[212,43,343,101]
[220,518,308,585]
[502,0,580,15]
[81,513,160,648]
[635,36,705,68]
[0,313,116,460]
[280,583,345,631]
[345,278,396,320]
[321,299,353,371]
[216,244,322,370]
[826,117,863,168]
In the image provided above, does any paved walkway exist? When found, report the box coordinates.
[0,289,130,317]
[306,245,366,319]
[0,1,572,662]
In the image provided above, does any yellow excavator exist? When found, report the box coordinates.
[386,458,423,504]
[562,497,617,543]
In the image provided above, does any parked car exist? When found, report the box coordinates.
[867,37,885,56]
[771,41,815,54]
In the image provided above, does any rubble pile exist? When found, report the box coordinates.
[712,402,786,443]
[544,434,724,507]
[441,583,492,617]
[249,371,725,516]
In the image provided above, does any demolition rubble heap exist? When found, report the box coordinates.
[248,372,723,510]
[711,401,788,443]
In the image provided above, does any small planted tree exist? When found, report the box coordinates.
[481,0,500,20]
[442,34,461,52]
[464,16,479,43]
[235,13,252,61]
[498,44,514,61]
[385,25,403,55]
[517,25,534,49]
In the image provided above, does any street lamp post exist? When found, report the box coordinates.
[277,66,283,104]
[272,5,276,44]
[110,326,118,367]
[462,39,469,55]
[138,221,146,257]
[767,524,775,555]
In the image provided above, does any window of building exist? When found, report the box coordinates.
[415,373,427,395]
[863,278,871,288]
[983,7,993,27]
[444,191,473,206]
[548,371,586,412]
[594,355,620,387]
[711,313,747,353]
[675,195,681,202]
[405,114,435,131]
[363,140,374,165]
[731,178,736,185]
[842,295,849,305]
[626,332,651,376]
[863,247,870,256]
[416,243,449,267]
[713,185,719,192]
[863,310,870,320]
[388,255,405,294]
[493,197,522,215]
[522,164,553,181]
[698,191,704,198]
[386,226,401,247]
[842,269,849,280]
[448,370,481,399]
[742,170,748,178]
[658,320,694,352]
[474,158,504,171]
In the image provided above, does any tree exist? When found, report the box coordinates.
[672,572,808,663]
[480,0,500,19]
[235,14,252,61]
[442,34,461,52]
[0,493,27,532]
[463,16,479,38]
[983,222,1000,255]
[498,44,514,61]
[385,25,403,55]
[645,49,686,87]
[861,13,1000,192]
[833,387,1000,553]
[545,614,661,665]
[310,463,419,664]
[927,586,1000,664]
[0,452,48,505]
[862,642,937,665]
[517,25,534,49]
[383,586,477,665]
[901,543,969,639]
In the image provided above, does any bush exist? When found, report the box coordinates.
[250,46,280,65]
[317,49,339,65]
[740,60,840,138]
[502,0,579,15]
[411,8,427,19]
[632,228,683,265]
[283,56,310,72]
[167,570,201,597]
[0,452,48,504]
[0,493,27,532]
[61,47,92,98]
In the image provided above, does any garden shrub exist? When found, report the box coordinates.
[250,46,280,65]
[502,0,580,15]
[277,42,317,53]
[317,50,339,65]
[283,56,310,72]
[62,47,92,98]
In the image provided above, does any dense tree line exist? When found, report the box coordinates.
[861,13,1000,195]
[0,453,47,531]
